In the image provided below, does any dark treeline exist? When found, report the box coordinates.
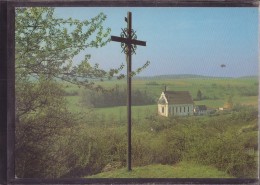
[81,85,155,108]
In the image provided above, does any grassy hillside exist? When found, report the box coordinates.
[60,76,257,179]
[64,76,258,111]
[87,161,233,178]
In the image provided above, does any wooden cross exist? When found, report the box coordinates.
[111,12,146,171]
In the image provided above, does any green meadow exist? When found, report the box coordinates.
[64,76,258,120]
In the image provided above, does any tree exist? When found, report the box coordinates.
[15,7,121,178]
[197,89,202,100]
[15,7,115,89]
[15,7,148,89]
[223,95,233,110]
[15,79,82,178]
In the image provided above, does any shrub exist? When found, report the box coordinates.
[63,90,79,96]
[184,129,257,178]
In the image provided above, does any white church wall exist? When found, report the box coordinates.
[168,104,194,116]
[158,104,168,117]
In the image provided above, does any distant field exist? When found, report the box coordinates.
[64,76,258,119]
[95,104,157,122]
[66,94,157,122]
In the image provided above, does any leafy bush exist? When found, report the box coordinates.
[238,87,258,96]
[63,90,79,96]
[232,104,258,121]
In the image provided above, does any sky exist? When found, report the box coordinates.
[54,7,258,77]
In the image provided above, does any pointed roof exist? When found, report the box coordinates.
[164,91,193,104]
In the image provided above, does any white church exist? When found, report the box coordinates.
[158,90,194,117]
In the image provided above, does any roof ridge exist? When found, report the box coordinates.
[165,90,189,92]
[162,90,194,104]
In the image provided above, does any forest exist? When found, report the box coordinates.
[79,86,155,108]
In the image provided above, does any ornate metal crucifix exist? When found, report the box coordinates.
[111,12,146,171]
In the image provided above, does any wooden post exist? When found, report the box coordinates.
[111,12,146,171]
[126,12,132,171]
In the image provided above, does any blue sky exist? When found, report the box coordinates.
[55,7,258,77]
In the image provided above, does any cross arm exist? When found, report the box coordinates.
[111,36,146,46]
[111,36,127,43]
[130,39,146,46]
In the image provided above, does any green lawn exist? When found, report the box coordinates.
[95,104,157,122]
[65,95,157,121]
[87,161,233,178]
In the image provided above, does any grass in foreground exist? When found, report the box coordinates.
[86,161,233,178]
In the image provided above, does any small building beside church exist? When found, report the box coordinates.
[158,90,194,117]
[194,105,207,115]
